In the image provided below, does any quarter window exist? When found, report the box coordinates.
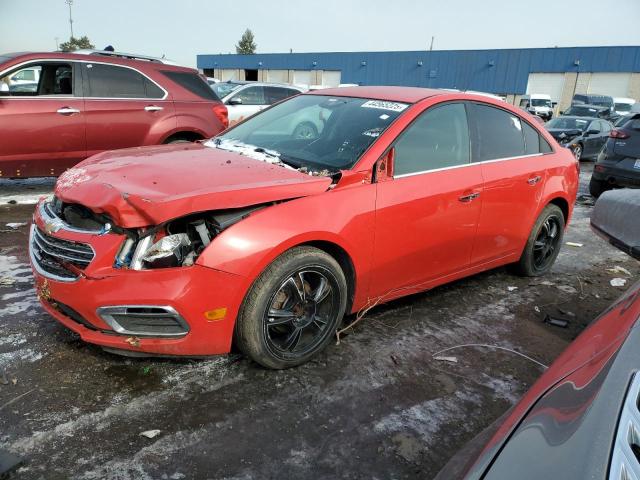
[85,63,163,99]
[393,103,470,176]
[264,86,298,104]
[522,121,552,155]
[471,104,525,161]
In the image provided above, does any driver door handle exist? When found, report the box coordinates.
[144,105,164,112]
[56,107,80,115]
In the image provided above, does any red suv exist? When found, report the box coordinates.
[0,50,228,178]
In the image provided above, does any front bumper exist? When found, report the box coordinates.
[29,202,247,356]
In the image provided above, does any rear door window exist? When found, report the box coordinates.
[470,104,525,161]
[85,63,163,99]
[393,103,471,176]
[264,86,298,104]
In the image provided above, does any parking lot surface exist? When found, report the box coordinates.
[0,164,638,479]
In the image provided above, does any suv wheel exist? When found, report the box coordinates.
[235,246,347,369]
[589,177,609,198]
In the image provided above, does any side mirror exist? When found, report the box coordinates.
[559,110,564,115]
[591,189,640,259]
[552,102,558,107]
[227,97,243,105]
[375,147,395,181]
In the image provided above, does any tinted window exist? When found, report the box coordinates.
[394,103,470,176]
[264,86,298,104]
[471,104,525,161]
[231,86,265,105]
[599,121,611,133]
[85,63,160,98]
[161,71,219,100]
[522,121,552,154]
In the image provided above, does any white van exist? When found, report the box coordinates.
[613,97,636,116]
[519,94,554,121]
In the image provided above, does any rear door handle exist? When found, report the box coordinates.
[527,175,542,185]
[144,105,163,112]
[56,107,80,115]
[459,192,480,203]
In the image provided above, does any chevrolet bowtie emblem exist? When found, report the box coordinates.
[43,218,63,234]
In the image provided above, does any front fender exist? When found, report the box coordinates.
[196,184,377,312]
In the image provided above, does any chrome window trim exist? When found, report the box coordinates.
[0,58,168,100]
[609,372,640,480]
[393,153,544,179]
[96,305,190,337]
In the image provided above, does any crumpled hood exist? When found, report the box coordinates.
[54,143,332,227]
[547,128,582,142]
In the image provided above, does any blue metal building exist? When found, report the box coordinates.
[198,46,640,96]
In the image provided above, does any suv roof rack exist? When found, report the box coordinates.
[72,49,178,65]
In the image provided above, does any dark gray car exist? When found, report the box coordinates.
[590,114,640,197]
[546,116,612,160]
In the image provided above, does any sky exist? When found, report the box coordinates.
[1,0,640,67]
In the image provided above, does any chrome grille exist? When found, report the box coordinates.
[609,373,640,480]
[29,225,95,281]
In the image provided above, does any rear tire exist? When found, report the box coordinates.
[589,176,609,198]
[235,246,347,369]
[572,143,583,161]
[515,204,565,277]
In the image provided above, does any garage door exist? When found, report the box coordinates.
[588,73,631,97]
[526,73,566,102]
[322,71,341,87]
[292,70,312,86]
[266,70,288,83]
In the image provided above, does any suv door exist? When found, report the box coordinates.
[225,85,265,125]
[81,62,174,156]
[468,103,551,265]
[0,61,85,177]
[371,102,483,298]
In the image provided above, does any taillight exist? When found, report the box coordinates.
[213,103,229,129]
[610,129,629,139]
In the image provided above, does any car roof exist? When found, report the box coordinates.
[0,51,195,72]
[569,103,608,110]
[222,80,304,89]
[306,86,444,103]
[558,116,602,121]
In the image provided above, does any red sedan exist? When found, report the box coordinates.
[29,87,578,368]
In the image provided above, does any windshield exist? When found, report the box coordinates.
[565,106,599,117]
[209,94,407,172]
[531,99,551,107]
[211,82,242,98]
[547,118,589,130]
[615,103,632,112]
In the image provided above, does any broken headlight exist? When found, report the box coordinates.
[141,233,192,269]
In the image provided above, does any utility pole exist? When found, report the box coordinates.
[65,0,74,39]
[429,36,434,51]
[55,37,59,50]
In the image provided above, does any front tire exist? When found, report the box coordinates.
[235,246,347,369]
[515,204,565,277]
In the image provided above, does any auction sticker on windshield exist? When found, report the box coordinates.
[361,100,409,112]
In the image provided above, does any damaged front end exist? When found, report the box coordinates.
[117,205,267,270]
